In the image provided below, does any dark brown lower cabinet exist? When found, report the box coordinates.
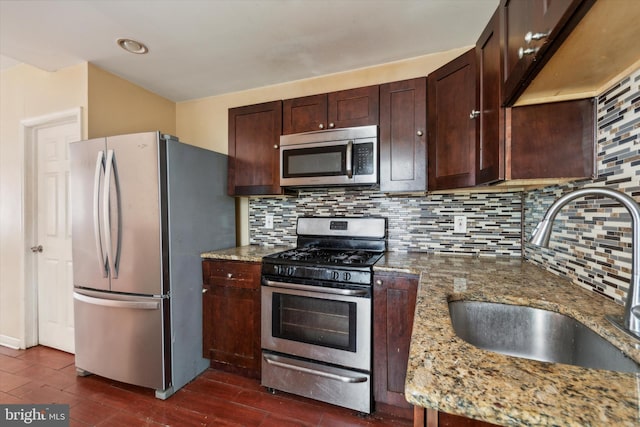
[373,272,419,419]
[202,259,261,379]
[414,408,500,427]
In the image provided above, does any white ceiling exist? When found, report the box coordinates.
[0,0,499,102]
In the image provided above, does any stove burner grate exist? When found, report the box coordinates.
[269,247,381,266]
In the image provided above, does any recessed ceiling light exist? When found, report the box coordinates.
[116,38,148,54]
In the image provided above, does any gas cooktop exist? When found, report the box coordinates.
[264,247,383,267]
[261,217,387,286]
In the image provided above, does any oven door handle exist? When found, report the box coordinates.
[262,279,369,297]
[263,354,368,383]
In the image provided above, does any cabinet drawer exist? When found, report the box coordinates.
[202,260,261,289]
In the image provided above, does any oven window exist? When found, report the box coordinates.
[272,293,356,352]
[283,145,346,177]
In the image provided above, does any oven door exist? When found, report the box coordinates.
[261,279,371,371]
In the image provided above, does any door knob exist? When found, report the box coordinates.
[31,245,43,253]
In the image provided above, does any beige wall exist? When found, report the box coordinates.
[176,47,472,244]
[87,63,175,138]
[0,63,88,348]
[0,62,177,348]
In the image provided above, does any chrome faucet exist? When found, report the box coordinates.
[529,187,640,340]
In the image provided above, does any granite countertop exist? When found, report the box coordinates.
[377,252,640,427]
[202,246,640,426]
[201,245,292,262]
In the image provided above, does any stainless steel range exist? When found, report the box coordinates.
[261,217,386,414]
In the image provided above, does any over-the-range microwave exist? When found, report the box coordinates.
[279,125,378,188]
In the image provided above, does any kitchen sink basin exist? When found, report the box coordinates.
[448,300,640,374]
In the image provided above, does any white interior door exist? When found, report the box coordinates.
[35,122,78,353]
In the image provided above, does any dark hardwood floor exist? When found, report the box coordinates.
[0,345,412,426]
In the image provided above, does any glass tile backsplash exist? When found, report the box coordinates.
[250,190,522,256]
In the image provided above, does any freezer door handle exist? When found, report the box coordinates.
[103,149,121,279]
[73,292,160,310]
[93,150,108,278]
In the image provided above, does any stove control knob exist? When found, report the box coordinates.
[375,279,383,286]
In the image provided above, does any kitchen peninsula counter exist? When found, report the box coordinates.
[376,252,640,427]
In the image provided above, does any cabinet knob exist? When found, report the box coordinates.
[202,288,208,293]
[273,144,279,149]
[518,47,538,59]
[416,130,423,137]
[328,123,335,129]
[318,123,324,129]
[469,110,480,119]
[524,31,549,44]
[375,280,383,286]
[227,273,233,279]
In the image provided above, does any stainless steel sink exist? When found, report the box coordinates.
[448,300,640,374]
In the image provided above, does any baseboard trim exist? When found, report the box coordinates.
[0,335,22,349]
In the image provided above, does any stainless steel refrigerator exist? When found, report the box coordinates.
[70,131,235,399]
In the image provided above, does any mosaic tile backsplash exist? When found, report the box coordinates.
[250,190,523,256]
[524,67,640,304]
[249,67,640,305]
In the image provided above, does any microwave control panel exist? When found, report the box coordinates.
[353,142,374,175]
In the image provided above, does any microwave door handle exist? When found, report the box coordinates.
[346,140,353,178]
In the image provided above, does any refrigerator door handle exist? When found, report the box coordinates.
[93,150,108,278]
[73,292,160,310]
[103,149,120,279]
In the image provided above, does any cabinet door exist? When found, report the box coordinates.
[502,0,534,90]
[283,86,380,135]
[283,94,327,134]
[328,85,380,129]
[202,260,261,379]
[509,98,595,180]
[501,0,594,105]
[427,49,477,191]
[379,78,427,192]
[476,9,505,185]
[538,0,577,30]
[373,272,418,416]
[228,101,282,196]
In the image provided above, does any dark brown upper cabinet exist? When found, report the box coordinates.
[379,78,427,192]
[501,0,595,106]
[508,98,595,180]
[475,8,505,185]
[426,7,596,193]
[427,49,477,191]
[282,85,379,135]
[228,100,282,196]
